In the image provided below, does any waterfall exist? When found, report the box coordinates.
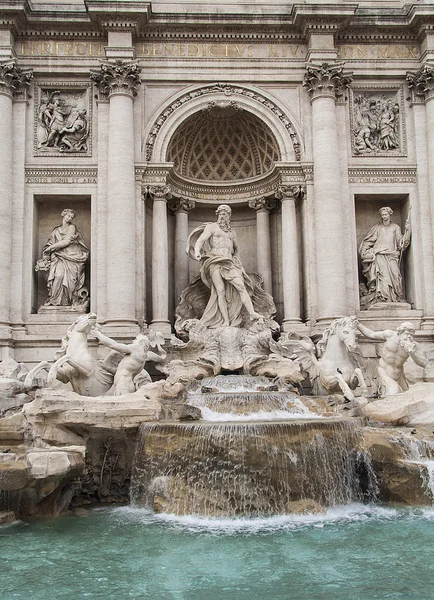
[390,434,434,501]
[131,419,373,517]
[188,374,332,421]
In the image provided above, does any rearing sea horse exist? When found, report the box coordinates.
[25,313,114,396]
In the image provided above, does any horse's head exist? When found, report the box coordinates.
[70,312,97,333]
[317,316,359,357]
[336,316,359,352]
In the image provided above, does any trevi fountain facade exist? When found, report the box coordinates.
[3,2,434,596]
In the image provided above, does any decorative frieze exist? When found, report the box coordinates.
[350,87,406,157]
[34,84,91,156]
[303,63,353,102]
[0,61,32,99]
[90,60,141,98]
[407,65,434,103]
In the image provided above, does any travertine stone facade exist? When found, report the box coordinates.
[1,0,434,367]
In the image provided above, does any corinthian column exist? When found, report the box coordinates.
[91,61,141,330]
[276,185,304,326]
[407,65,434,320]
[149,185,172,335]
[304,63,352,322]
[248,197,276,295]
[0,62,32,332]
[169,197,195,303]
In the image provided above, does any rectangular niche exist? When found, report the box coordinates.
[34,83,92,157]
[349,85,406,157]
[32,196,91,314]
[355,194,412,309]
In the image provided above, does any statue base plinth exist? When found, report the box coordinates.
[38,305,88,316]
[367,302,411,311]
[358,306,423,332]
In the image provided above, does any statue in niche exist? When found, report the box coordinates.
[353,93,400,155]
[37,90,89,152]
[357,321,428,397]
[35,208,90,310]
[93,329,167,396]
[179,204,275,331]
[359,206,410,308]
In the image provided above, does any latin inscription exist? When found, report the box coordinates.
[19,41,104,57]
[338,45,419,60]
[17,40,420,61]
[26,176,97,184]
[138,43,306,59]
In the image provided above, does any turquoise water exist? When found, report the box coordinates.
[2,504,434,600]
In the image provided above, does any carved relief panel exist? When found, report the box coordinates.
[349,86,406,157]
[34,83,92,156]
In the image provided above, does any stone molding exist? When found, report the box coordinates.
[145,83,301,162]
[248,197,277,213]
[90,60,141,98]
[0,60,32,99]
[303,62,352,101]
[148,185,172,202]
[407,64,434,103]
[168,197,195,214]
[276,184,306,202]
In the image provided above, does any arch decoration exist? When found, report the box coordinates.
[144,83,302,163]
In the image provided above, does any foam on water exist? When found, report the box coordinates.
[199,406,324,422]
[111,503,400,535]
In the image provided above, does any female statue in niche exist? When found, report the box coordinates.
[35,208,90,310]
[359,206,411,308]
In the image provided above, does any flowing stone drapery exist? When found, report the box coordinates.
[304,63,352,321]
[169,197,195,303]
[407,65,434,321]
[248,197,276,295]
[91,61,141,329]
[149,185,172,334]
[0,62,32,331]
[276,185,303,326]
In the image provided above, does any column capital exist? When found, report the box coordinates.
[248,197,277,213]
[168,197,195,214]
[276,185,305,202]
[303,62,352,102]
[148,184,172,202]
[0,61,32,99]
[407,64,434,103]
[90,60,141,99]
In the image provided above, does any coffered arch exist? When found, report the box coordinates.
[143,83,304,165]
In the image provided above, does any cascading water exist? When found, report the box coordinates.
[131,375,375,516]
[390,434,434,501]
[130,420,372,516]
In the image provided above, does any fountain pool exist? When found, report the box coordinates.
[2,504,434,600]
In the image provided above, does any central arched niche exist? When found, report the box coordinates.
[166,104,281,182]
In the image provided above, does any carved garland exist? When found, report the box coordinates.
[145,83,301,162]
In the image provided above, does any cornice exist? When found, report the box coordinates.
[0,2,433,40]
